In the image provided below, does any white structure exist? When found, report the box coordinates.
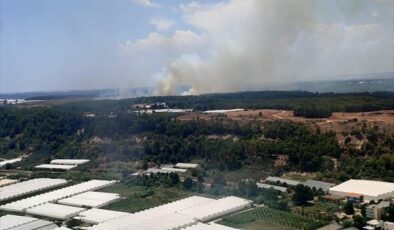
[0,180,117,212]
[58,191,120,208]
[182,223,239,230]
[35,164,77,171]
[264,176,301,186]
[0,178,67,202]
[203,109,244,114]
[0,158,22,167]
[175,163,200,169]
[50,159,90,165]
[133,167,187,176]
[88,196,216,230]
[89,196,251,230]
[179,196,252,221]
[0,179,18,187]
[329,179,394,201]
[27,203,86,220]
[256,182,287,193]
[0,214,58,230]
[76,208,129,224]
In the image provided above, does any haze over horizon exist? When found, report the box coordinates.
[1,0,394,94]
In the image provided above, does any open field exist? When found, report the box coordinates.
[98,184,190,213]
[219,207,327,230]
[178,109,394,133]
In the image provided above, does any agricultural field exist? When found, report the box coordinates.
[220,207,327,230]
[98,184,190,213]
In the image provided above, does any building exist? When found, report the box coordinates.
[366,201,391,220]
[329,179,394,202]
[175,163,200,169]
[264,176,301,187]
[303,180,335,192]
[347,193,364,206]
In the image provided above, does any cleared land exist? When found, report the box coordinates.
[178,109,394,133]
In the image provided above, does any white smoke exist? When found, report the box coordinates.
[152,0,394,95]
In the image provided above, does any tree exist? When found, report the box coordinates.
[353,215,366,228]
[344,201,355,215]
[292,184,313,205]
[382,204,394,221]
[183,177,193,190]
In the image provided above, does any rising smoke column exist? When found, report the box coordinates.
[155,0,394,95]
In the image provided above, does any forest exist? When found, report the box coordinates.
[1,90,393,182]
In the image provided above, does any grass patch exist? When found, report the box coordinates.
[219,207,327,230]
[99,184,190,213]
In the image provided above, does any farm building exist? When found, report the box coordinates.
[0,214,58,230]
[329,179,394,201]
[50,159,90,165]
[0,179,18,187]
[76,208,130,224]
[264,176,301,186]
[256,182,287,193]
[26,203,86,220]
[0,180,116,212]
[0,178,67,202]
[58,191,120,208]
[35,164,77,171]
[175,163,200,169]
[0,158,22,167]
[88,195,252,230]
[183,223,239,230]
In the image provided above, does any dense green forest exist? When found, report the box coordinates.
[0,90,393,182]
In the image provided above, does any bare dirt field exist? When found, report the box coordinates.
[178,109,394,134]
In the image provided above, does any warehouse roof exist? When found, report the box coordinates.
[329,179,394,201]
[256,182,287,192]
[58,191,120,208]
[76,208,129,224]
[182,223,239,230]
[0,180,116,212]
[0,214,57,230]
[179,196,252,221]
[0,178,67,202]
[0,179,18,187]
[26,203,86,220]
[35,164,77,170]
[175,163,200,169]
[0,158,22,167]
[50,159,90,165]
[265,176,301,186]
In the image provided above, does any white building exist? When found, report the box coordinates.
[329,179,394,202]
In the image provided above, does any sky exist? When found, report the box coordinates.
[1,0,393,94]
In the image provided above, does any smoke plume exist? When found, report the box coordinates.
[154,0,394,95]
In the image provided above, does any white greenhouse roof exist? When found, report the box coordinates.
[182,223,239,230]
[0,179,18,187]
[175,163,199,169]
[0,214,57,230]
[35,164,77,171]
[0,180,117,212]
[179,196,252,221]
[27,203,86,220]
[0,178,68,202]
[50,159,90,165]
[58,191,120,208]
[329,179,394,201]
[265,176,301,186]
[203,109,244,114]
[256,182,287,192]
[88,196,216,230]
[76,208,129,224]
[0,158,22,167]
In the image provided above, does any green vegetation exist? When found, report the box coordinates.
[99,183,189,213]
[292,185,314,205]
[220,207,327,230]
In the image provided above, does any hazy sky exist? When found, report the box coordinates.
[1,0,393,94]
